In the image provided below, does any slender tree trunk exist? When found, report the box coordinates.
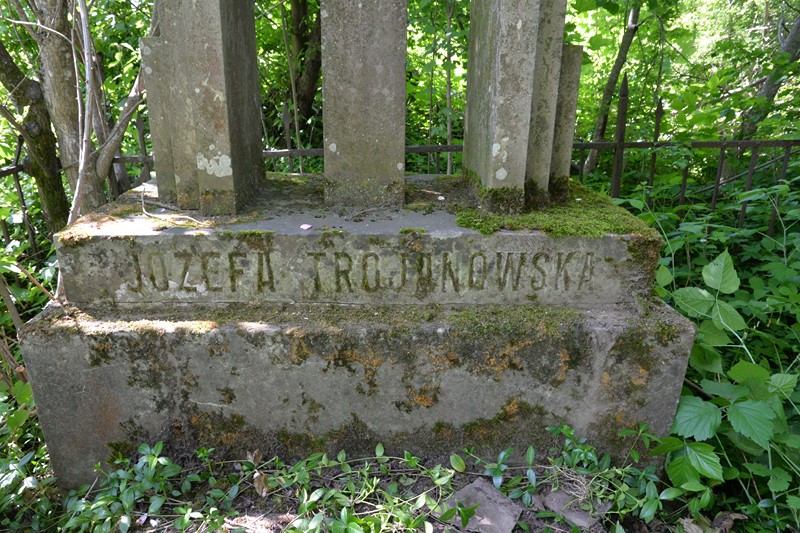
[741,14,800,138]
[583,5,641,175]
[0,40,69,233]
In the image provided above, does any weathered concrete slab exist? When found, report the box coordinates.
[22,299,694,487]
[142,0,262,214]
[321,0,406,207]
[463,0,540,211]
[56,183,660,308]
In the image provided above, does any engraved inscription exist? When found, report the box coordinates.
[126,246,597,299]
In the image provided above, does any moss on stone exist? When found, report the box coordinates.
[456,181,661,239]
[398,227,428,235]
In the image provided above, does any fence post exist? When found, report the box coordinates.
[769,146,793,236]
[710,148,726,215]
[646,97,663,205]
[611,74,629,198]
[738,147,759,228]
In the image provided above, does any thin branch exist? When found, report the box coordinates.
[67,0,95,226]
[95,73,144,177]
[6,0,39,41]
[0,275,24,331]
[0,102,50,173]
[0,13,71,43]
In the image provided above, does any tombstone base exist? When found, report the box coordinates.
[22,300,693,488]
[21,174,694,488]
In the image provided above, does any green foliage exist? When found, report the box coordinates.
[639,179,800,529]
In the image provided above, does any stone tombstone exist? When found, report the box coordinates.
[463,0,579,212]
[321,0,407,207]
[525,0,568,205]
[463,0,541,213]
[141,0,262,214]
[21,1,695,489]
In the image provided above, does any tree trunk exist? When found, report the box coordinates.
[0,40,69,233]
[295,14,321,121]
[741,13,800,138]
[582,5,641,175]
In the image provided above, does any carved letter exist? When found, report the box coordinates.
[200,252,223,292]
[174,250,196,292]
[361,252,381,293]
[306,252,325,293]
[469,252,488,290]
[335,252,354,293]
[578,253,595,290]
[441,252,460,293]
[229,252,246,292]
[497,252,527,291]
[147,253,169,291]
[556,252,577,290]
[415,253,434,295]
[531,252,550,290]
[131,250,144,292]
[393,253,410,292]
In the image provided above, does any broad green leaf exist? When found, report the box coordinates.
[744,462,771,477]
[449,454,465,473]
[698,320,731,347]
[525,446,535,466]
[769,374,798,396]
[656,265,673,287]
[767,467,791,493]
[666,455,700,486]
[148,495,166,514]
[686,442,724,481]
[690,344,723,374]
[787,495,800,510]
[728,361,770,384]
[774,433,800,448]
[672,287,715,318]
[711,301,747,332]
[375,443,384,457]
[650,436,685,456]
[639,498,659,523]
[702,250,740,294]
[671,396,721,441]
[680,480,707,492]
[728,400,776,450]
[700,379,748,402]
[659,487,684,500]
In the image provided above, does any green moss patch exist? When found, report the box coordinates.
[456,181,661,239]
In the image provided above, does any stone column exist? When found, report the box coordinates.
[141,0,262,214]
[463,0,540,214]
[525,0,568,207]
[321,0,407,207]
[550,44,583,202]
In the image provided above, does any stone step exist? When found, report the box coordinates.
[21,301,693,487]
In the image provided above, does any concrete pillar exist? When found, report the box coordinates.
[525,0,568,207]
[550,44,583,202]
[141,0,262,214]
[463,0,540,213]
[321,0,407,207]
[140,39,175,203]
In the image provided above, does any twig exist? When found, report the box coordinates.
[15,263,57,302]
[0,275,24,331]
[141,191,210,227]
